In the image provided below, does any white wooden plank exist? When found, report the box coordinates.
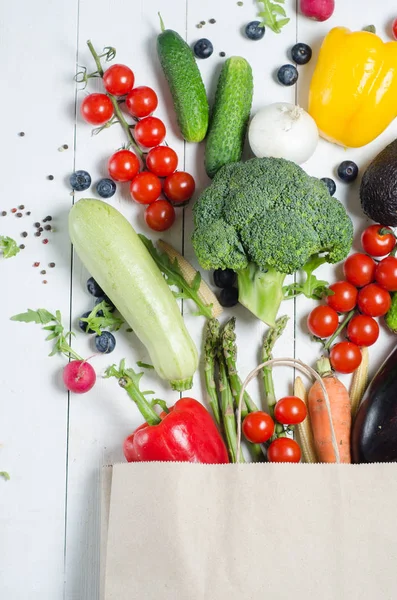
[64,2,187,598]
[183,0,298,410]
[295,3,397,391]
[0,1,78,598]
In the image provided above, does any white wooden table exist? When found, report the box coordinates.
[1,1,396,597]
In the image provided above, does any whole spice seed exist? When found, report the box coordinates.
[21,232,28,238]
[19,244,25,250]
[47,175,54,181]
[11,208,17,214]
[200,20,206,25]
[34,222,40,228]
[43,216,52,222]
[38,227,43,232]
[44,225,51,231]
[1,211,6,216]
[237,1,243,5]
[33,262,40,267]
[219,51,226,57]
[49,262,55,268]
[63,144,69,150]
[18,205,25,210]
[34,232,41,237]
[16,213,22,218]
[197,24,203,28]
[26,211,31,216]
[40,270,46,275]
[42,239,48,244]
[18,132,25,137]
[42,280,48,284]
[209,18,216,24]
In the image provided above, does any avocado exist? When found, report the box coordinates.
[360,138,397,226]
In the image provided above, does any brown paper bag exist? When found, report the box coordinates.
[101,462,397,600]
[100,358,397,599]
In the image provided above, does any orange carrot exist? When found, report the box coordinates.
[308,357,351,463]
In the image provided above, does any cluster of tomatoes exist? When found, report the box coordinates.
[242,395,307,462]
[307,224,397,374]
[80,63,195,231]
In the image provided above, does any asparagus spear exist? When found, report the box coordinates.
[204,319,222,427]
[262,315,289,419]
[222,317,258,416]
[217,346,244,463]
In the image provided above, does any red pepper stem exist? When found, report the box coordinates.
[119,377,161,426]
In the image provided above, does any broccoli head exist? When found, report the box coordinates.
[192,157,353,325]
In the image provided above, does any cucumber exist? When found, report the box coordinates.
[385,292,397,333]
[157,17,209,143]
[205,56,253,179]
[69,199,198,391]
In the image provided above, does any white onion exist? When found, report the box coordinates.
[248,102,319,164]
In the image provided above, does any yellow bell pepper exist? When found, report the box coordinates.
[308,27,397,148]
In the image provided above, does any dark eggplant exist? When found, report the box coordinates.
[352,345,397,463]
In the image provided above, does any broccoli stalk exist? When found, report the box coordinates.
[237,263,286,327]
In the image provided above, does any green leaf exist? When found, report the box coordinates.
[271,5,286,16]
[0,236,20,259]
[191,271,202,293]
[258,0,290,33]
[45,332,59,341]
[0,471,10,481]
[11,308,55,324]
[136,361,154,370]
[80,301,124,335]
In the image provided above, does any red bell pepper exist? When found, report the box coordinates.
[106,361,229,464]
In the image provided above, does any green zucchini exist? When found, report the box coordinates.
[68,199,198,391]
[205,56,253,179]
[157,16,209,143]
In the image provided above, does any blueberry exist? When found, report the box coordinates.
[320,177,336,196]
[337,161,359,183]
[86,277,104,298]
[193,38,214,59]
[291,43,312,65]
[95,295,115,313]
[219,287,239,308]
[70,170,91,191]
[95,331,116,354]
[78,311,96,334]
[96,178,116,199]
[213,268,237,289]
[245,21,265,40]
[277,64,298,86]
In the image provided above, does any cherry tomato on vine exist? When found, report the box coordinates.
[326,281,358,313]
[375,256,397,292]
[307,305,339,338]
[361,225,396,257]
[146,146,178,177]
[129,171,162,204]
[144,199,175,231]
[134,116,166,148]
[103,64,135,96]
[80,93,114,125]
[329,341,362,374]
[108,149,140,182]
[274,396,307,425]
[347,315,379,347]
[267,438,301,463]
[357,283,391,317]
[163,171,196,204]
[242,411,274,444]
[343,253,376,288]
[125,86,158,118]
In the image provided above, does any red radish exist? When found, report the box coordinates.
[300,0,335,21]
[63,360,96,394]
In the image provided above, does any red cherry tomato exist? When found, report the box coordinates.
[375,256,397,292]
[330,341,362,374]
[357,283,391,317]
[163,172,196,204]
[130,172,162,204]
[361,225,396,257]
[347,315,379,347]
[134,117,166,148]
[144,199,175,231]
[393,18,397,40]
[343,253,376,288]
[103,64,135,96]
[274,396,307,425]
[146,146,178,177]
[307,305,339,338]
[80,93,114,125]
[125,86,158,118]
[108,149,140,182]
[326,281,358,313]
[267,438,301,463]
[242,411,275,444]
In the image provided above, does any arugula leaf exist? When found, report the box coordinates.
[0,471,10,481]
[0,236,20,259]
[283,255,331,300]
[138,234,213,319]
[136,361,154,370]
[80,301,124,336]
[258,0,290,34]
[10,308,82,361]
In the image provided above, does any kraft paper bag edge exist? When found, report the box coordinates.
[100,465,113,600]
